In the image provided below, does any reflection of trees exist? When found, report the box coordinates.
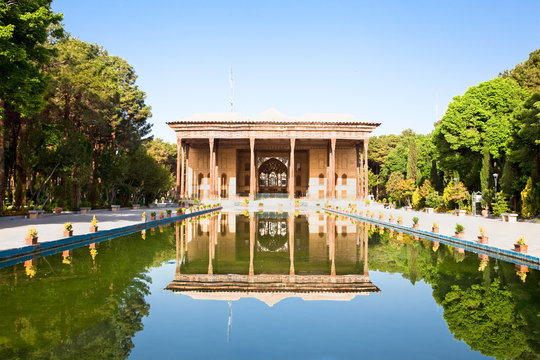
[442,280,528,359]
[368,229,540,359]
[257,220,288,252]
[0,225,176,359]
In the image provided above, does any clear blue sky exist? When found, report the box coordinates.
[52,0,540,143]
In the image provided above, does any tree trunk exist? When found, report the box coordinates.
[0,100,4,215]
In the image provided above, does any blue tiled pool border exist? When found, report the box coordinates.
[325,208,540,271]
[0,207,221,269]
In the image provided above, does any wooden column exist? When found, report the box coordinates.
[289,138,296,199]
[356,142,361,200]
[328,138,336,198]
[363,139,369,200]
[328,215,336,276]
[176,137,182,197]
[363,221,369,275]
[180,143,185,199]
[359,144,364,200]
[249,137,256,199]
[213,140,218,199]
[209,138,214,200]
[184,145,190,198]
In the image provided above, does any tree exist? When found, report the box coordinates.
[145,138,177,175]
[406,138,418,182]
[479,145,491,208]
[442,180,469,209]
[501,48,540,94]
[433,78,526,189]
[0,0,63,214]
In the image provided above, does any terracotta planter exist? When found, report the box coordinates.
[515,264,529,272]
[397,220,403,225]
[478,236,488,244]
[478,254,489,261]
[63,230,73,238]
[54,207,63,214]
[514,244,528,253]
[413,224,419,229]
[25,236,38,245]
[389,219,394,223]
[90,226,98,233]
[432,227,439,233]
[151,216,156,221]
[167,214,171,218]
[159,215,164,219]
[456,248,465,254]
[142,217,146,222]
[455,232,464,239]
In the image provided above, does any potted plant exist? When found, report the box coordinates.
[412,217,419,229]
[432,222,439,233]
[166,209,172,218]
[294,200,300,209]
[397,216,403,225]
[455,224,465,239]
[150,211,156,221]
[159,210,164,219]
[25,228,38,245]
[478,226,488,244]
[514,236,527,253]
[379,212,384,220]
[432,241,440,252]
[242,199,249,208]
[389,214,394,223]
[258,202,264,212]
[63,222,73,237]
[141,211,146,222]
[90,216,99,232]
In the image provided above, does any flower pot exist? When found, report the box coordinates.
[514,244,528,253]
[515,264,529,272]
[25,236,38,245]
[478,254,489,261]
[142,217,146,222]
[63,230,73,238]
[159,215,164,219]
[432,227,439,233]
[397,220,403,225]
[413,224,419,229]
[54,207,63,214]
[167,214,171,218]
[456,248,465,254]
[90,226,98,233]
[455,232,464,239]
[389,219,394,223]
[477,236,488,244]
[151,216,156,221]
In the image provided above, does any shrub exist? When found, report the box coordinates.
[150,211,156,217]
[432,222,438,229]
[521,177,539,218]
[142,212,146,218]
[64,222,72,231]
[516,236,526,245]
[166,209,172,214]
[91,216,98,227]
[425,191,442,208]
[27,228,38,238]
[478,226,486,237]
[491,192,510,217]
[455,223,464,233]
[412,217,419,224]
[443,180,469,209]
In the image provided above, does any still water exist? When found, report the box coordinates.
[0,212,539,359]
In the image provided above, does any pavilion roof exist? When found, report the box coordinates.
[167,107,380,127]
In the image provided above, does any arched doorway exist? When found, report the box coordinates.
[258,158,288,194]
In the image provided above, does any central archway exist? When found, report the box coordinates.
[258,158,288,194]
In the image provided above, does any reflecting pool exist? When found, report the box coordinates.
[0,212,539,359]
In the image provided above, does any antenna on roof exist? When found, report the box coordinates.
[229,66,234,112]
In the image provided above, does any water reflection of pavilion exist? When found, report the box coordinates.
[166,213,380,306]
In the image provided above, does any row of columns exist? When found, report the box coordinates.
[174,213,369,278]
[176,137,369,200]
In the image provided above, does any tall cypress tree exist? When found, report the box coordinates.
[406,139,418,183]
[479,145,491,206]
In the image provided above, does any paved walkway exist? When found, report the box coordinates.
[352,203,539,258]
[0,206,176,251]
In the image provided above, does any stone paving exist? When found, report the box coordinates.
[351,203,539,258]
[0,206,176,251]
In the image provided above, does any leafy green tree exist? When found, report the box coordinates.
[145,138,177,175]
[442,180,469,210]
[0,0,63,213]
[479,145,491,208]
[433,78,526,189]
[406,138,418,182]
[501,48,540,94]
[520,177,538,218]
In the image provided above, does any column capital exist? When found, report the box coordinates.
[176,137,182,146]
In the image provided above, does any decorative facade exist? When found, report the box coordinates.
[167,108,380,200]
